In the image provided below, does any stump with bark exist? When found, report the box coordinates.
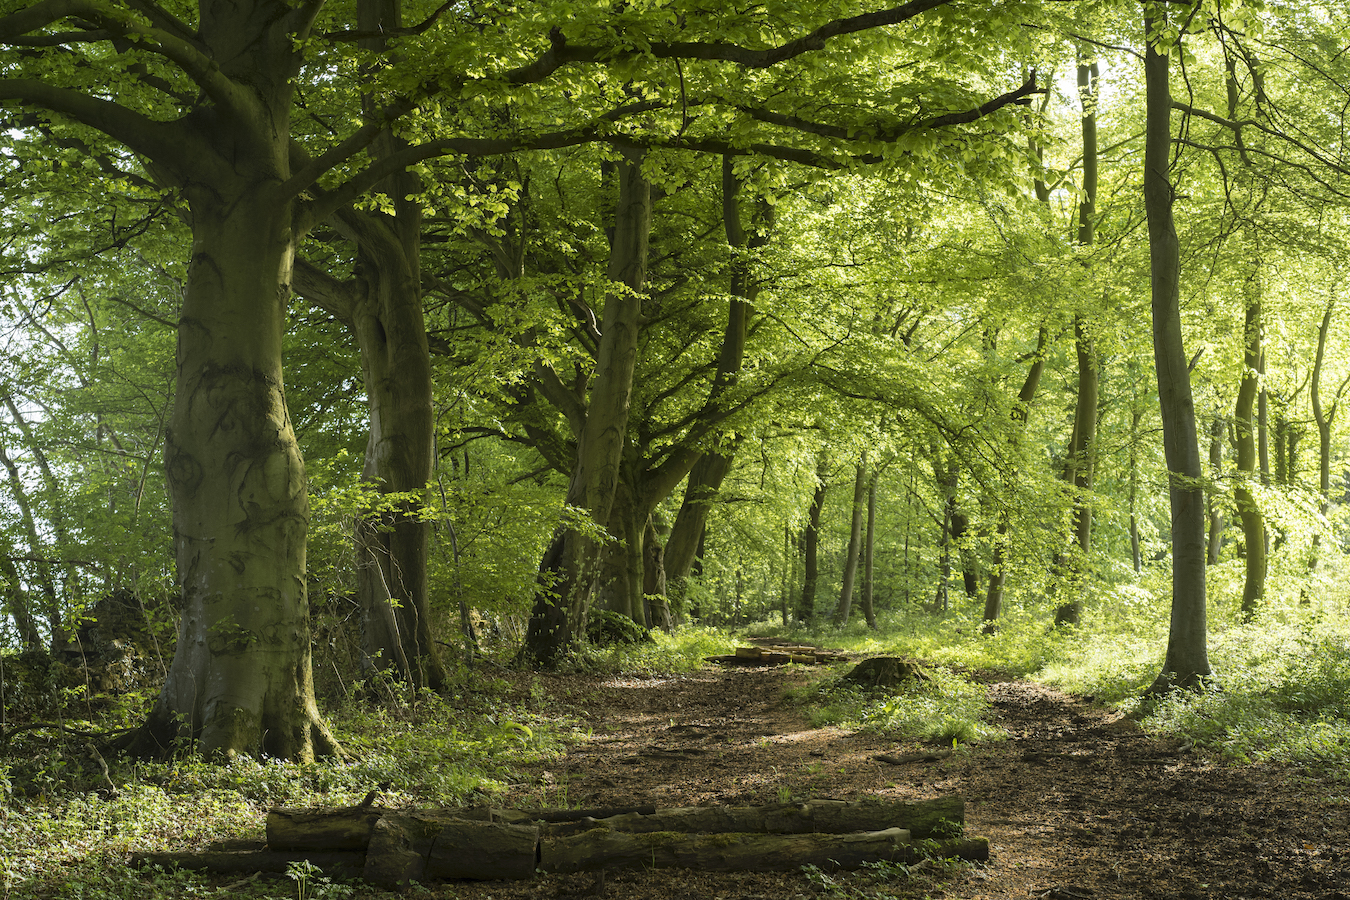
[131,797,984,887]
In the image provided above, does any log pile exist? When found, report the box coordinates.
[132,797,986,887]
[706,645,850,666]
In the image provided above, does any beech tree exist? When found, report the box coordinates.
[1142,1,1212,695]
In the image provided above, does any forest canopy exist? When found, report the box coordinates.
[0,0,1348,763]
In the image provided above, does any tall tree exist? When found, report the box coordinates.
[1053,56,1102,628]
[1142,1,1211,696]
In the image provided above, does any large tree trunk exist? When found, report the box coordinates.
[596,477,647,625]
[522,151,651,667]
[1143,6,1211,696]
[343,0,444,690]
[126,184,337,759]
[832,452,868,626]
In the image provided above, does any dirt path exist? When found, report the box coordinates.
[446,663,1350,900]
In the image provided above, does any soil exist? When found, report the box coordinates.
[435,653,1350,900]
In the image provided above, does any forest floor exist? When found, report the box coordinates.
[438,650,1350,900]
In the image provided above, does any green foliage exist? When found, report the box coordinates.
[1135,613,1350,769]
[801,664,1005,744]
[566,625,739,676]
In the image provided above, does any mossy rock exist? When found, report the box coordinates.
[842,657,927,689]
[586,610,654,647]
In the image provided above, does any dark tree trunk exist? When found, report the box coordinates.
[1234,277,1266,620]
[832,452,868,626]
[643,517,671,630]
[1053,57,1100,629]
[861,469,878,629]
[798,457,829,623]
[1142,6,1211,696]
[1309,300,1340,585]
[665,157,771,599]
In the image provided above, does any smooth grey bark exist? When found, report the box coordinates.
[1143,5,1212,696]
[522,150,652,668]
[832,452,868,626]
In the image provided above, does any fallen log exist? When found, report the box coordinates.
[540,826,912,874]
[363,813,540,887]
[537,797,964,840]
[267,805,386,851]
[143,798,981,884]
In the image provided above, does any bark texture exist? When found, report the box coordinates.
[1143,7,1211,696]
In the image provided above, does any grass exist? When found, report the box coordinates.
[795,665,1006,744]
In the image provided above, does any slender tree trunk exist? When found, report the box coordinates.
[1307,299,1342,592]
[1129,402,1144,575]
[798,457,829,623]
[0,439,61,640]
[1053,57,1101,629]
[665,157,771,596]
[860,469,878,628]
[0,546,42,650]
[1234,275,1266,620]
[832,452,868,626]
[1,391,81,631]
[1206,414,1224,566]
[1143,6,1211,696]
[982,327,1048,629]
[522,150,651,668]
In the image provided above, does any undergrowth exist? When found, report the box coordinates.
[798,666,1005,745]
[7,589,1350,900]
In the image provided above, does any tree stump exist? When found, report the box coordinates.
[843,657,927,688]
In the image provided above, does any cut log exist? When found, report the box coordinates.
[363,814,444,887]
[131,850,365,877]
[362,813,541,886]
[467,804,658,824]
[539,797,964,840]
[540,827,913,874]
[424,820,539,881]
[267,805,385,851]
[709,647,850,667]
